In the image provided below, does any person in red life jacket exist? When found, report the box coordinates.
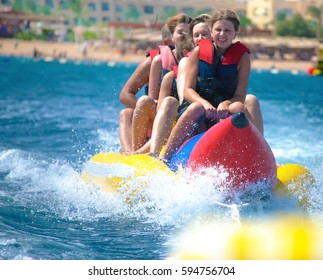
[178,14,264,136]
[160,9,256,162]
[118,24,172,153]
[147,14,213,157]
[147,35,196,156]
[130,13,193,154]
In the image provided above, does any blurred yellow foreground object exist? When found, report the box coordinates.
[170,215,323,260]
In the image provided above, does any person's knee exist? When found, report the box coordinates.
[119,108,133,122]
[228,102,247,116]
[188,102,205,115]
[160,96,179,112]
[245,94,260,108]
[136,95,156,110]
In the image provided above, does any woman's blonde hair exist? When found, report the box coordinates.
[210,9,240,32]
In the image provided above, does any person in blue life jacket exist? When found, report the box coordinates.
[118,24,172,153]
[130,13,193,154]
[160,9,258,162]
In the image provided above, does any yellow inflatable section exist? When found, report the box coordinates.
[81,152,173,193]
[82,152,315,208]
[275,163,315,209]
[170,214,323,260]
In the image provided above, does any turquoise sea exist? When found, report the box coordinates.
[0,56,322,260]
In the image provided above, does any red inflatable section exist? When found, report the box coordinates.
[187,112,277,190]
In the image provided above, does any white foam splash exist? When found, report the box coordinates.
[1,148,322,227]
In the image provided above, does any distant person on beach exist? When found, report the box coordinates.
[32,47,40,58]
[14,40,19,49]
[82,41,88,59]
[118,24,172,153]
[160,9,259,162]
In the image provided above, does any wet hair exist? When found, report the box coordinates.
[161,24,172,43]
[189,13,211,37]
[166,13,193,35]
[210,9,240,32]
[176,35,195,60]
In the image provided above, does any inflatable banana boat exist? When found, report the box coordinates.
[81,112,315,209]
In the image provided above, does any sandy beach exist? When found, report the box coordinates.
[0,38,315,72]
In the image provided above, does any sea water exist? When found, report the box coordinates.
[0,56,322,260]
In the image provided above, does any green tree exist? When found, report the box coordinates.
[40,5,51,15]
[115,28,125,40]
[25,0,39,13]
[276,13,315,38]
[14,30,36,40]
[125,4,141,22]
[83,31,98,40]
[67,0,83,15]
[308,5,323,39]
[67,0,84,25]
[239,15,253,29]
[12,0,24,11]
[276,12,287,23]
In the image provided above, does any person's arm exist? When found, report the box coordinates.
[156,71,174,111]
[217,52,250,118]
[227,52,250,105]
[119,56,151,109]
[176,57,187,105]
[148,54,162,101]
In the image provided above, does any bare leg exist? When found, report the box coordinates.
[228,101,245,115]
[245,94,264,135]
[132,95,157,152]
[161,102,205,161]
[149,96,179,157]
[119,108,133,153]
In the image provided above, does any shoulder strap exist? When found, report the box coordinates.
[146,49,159,61]
[198,39,214,64]
[221,41,249,65]
[172,65,179,78]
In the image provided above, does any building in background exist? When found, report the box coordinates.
[0,0,321,61]
[247,0,323,31]
[0,0,322,31]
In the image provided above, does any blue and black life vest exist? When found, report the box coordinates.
[196,39,249,107]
